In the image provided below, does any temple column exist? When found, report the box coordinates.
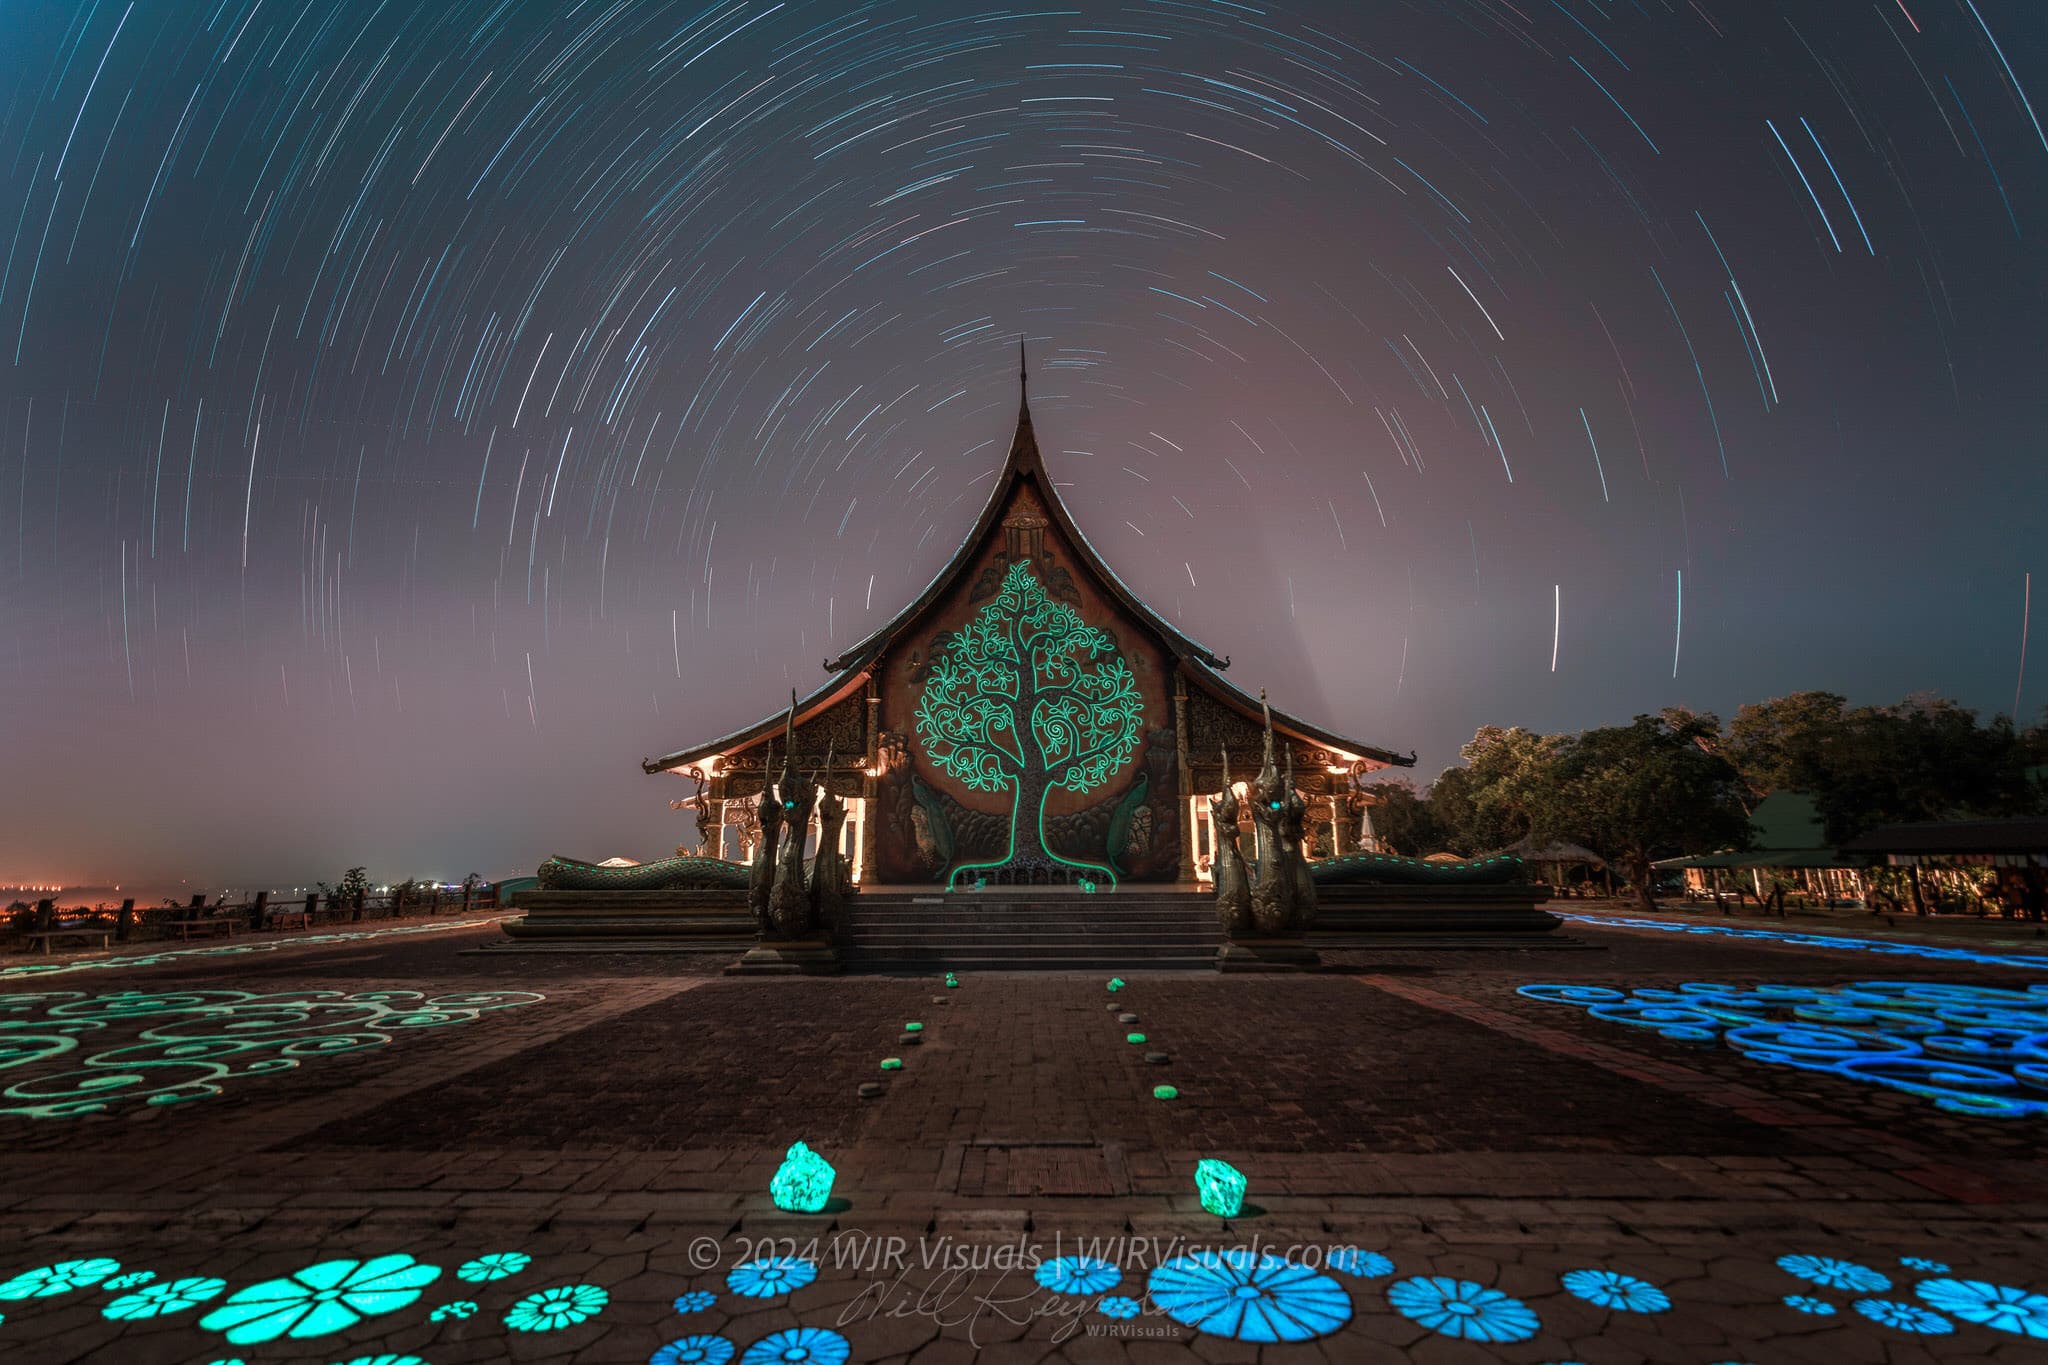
[860,673,881,885]
[1174,669,1196,884]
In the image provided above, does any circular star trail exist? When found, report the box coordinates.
[0,1,2042,885]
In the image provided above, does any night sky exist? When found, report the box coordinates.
[1,0,2043,893]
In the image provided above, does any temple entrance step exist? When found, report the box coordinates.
[836,891,1220,971]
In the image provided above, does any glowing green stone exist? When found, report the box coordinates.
[1126,1033,1146,1044]
[769,1140,835,1214]
[1153,1085,1177,1100]
[944,973,960,988]
[1195,1158,1247,1218]
[880,1057,903,1071]
[904,1022,923,1032]
[1107,978,1125,993]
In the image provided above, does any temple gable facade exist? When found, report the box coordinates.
[644,368,1412,888]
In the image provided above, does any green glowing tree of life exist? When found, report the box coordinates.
[914,558,1143,887]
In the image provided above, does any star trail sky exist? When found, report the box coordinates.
[0,0,2043,889]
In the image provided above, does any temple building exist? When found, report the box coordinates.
[642,361,1414,890]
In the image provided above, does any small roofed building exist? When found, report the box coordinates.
[642,360,1414,889]
[1841,817,2048,920]
[1654,793,1867,908]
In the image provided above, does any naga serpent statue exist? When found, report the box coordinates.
[536,854,749,891]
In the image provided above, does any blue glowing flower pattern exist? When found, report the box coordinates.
[674,1289,718,1314]
[429,1299,479,1321]
[654,1335,737,1365]
[1561,1268,1670,1314]
[1783,1295,1836,1315]
[332,1356,426,1365]
[1098,1295,1141,1319]
[1901,1256,1949,1273]
[1034,1256,1121,1296]
[1148,1251,1352,1343]
[102,1276,225,1320]
[456,1251,531,1283]
[0,1258,122,1299]
[505,1282,608,1332]
[1914,1279,2048,1339]
[738,1326,851,1365]
[1326,1248,1394,1278]
[1520,979,2048,1118]
[101,1271,156,1291]
[1777,1254,1889,1293]
[199,1255,441,1344]
[1853,1298,1953,1334]
[726,1256,817,1299]
[1387,1276,1539,1343]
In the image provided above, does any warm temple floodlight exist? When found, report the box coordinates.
[1153,1085,1178,1100]
[880,1057,903,1071]
[769,1141,836,1214]
[1195,1159,1248,1218]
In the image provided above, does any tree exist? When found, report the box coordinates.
[1534,711,1750,913]
[1725,691,1850,802]
[1426,725,1559,855]
[914,559,1143,885]
[336,867,370,904]
[1359,778,1447,856]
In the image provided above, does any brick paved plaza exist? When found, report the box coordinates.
[2,910,2046,1364]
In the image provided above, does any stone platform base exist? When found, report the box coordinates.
[725,938,841,975]
[1215,937,1321,972]
[483,889,754,952]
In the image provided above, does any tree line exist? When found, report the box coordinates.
[1363,693,2048,911]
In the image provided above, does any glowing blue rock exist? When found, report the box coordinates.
[769,1141,835,1214]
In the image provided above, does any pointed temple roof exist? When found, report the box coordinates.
[644,358,1414,774]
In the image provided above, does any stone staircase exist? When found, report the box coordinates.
[836,888,1220,972]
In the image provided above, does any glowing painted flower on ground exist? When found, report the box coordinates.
[1783,1294,1835,1315]
[653,1335,736,1365]
[200,1255,442,1344]
[1853,1298,1953,1333]
[1148,1251,1352,1343]
[0,1258,122,1299]
[456,1251,530,1283]
[505,1282,608,1332]
[101,1271,157,1291]
[1326,1248,1394,1279]
[673,1290,717,1314]
[331,1356,427,1365]
[726,1257,817,1299]
[429,1299,479,1321]
[102,1276,225,1320]
[738,1326,850,1365]
[1099,1296,1141,1319]
[1901,1257,1949,1273]
[1561,1269,1671,1314]
[1914,1279,2048,1338]
[1777,1254,1889,1293]
[1035,1256,1120,1296]
[1386,1276,1538,1344]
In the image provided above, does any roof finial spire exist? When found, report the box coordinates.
[1018,335,1029,405]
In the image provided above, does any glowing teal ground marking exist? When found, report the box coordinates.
[504,1282,608,1331]
[199,1255,440,1344]
[0,918,509,982]
[0,1258,121,1298]
[0,988,544,1117]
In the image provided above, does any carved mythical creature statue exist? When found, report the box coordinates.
[809,745,851,928]
[1247,692,1295,934]
[1279,750,1318,929]
[768,696,817,937]
[1211,747,1253,936]
[748,740,782,933]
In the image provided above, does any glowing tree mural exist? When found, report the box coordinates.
[915,559,1143,886]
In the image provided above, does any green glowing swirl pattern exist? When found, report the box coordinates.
[0,988,543,1118]
[913,559,1142,883]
